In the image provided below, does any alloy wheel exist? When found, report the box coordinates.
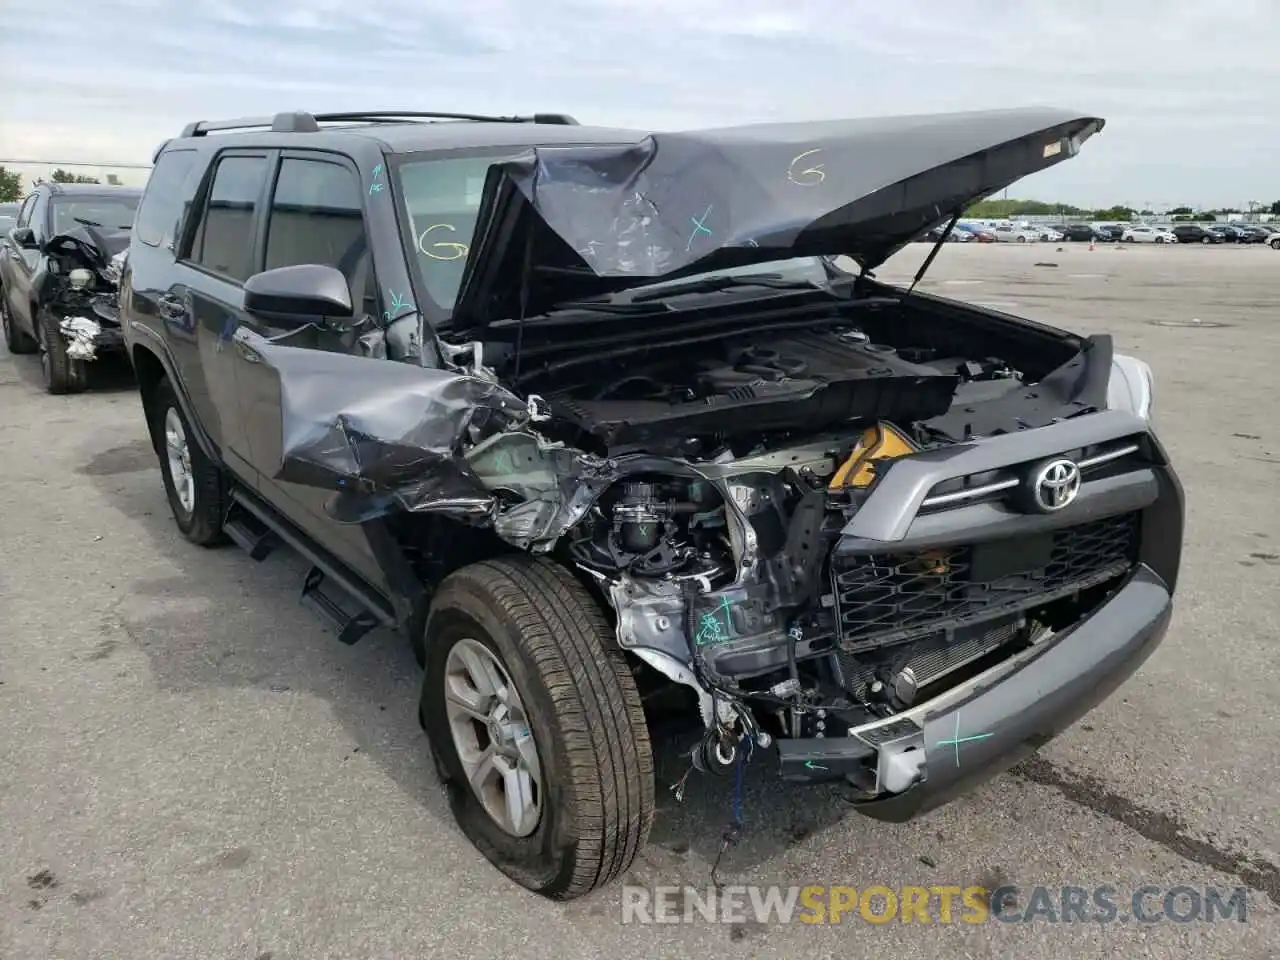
[163,406,196,514]
[443,637,543,837]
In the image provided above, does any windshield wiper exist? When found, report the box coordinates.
[73,217,103,228]
[629,271,821,303]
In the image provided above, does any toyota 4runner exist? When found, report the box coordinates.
[119,106,1183,900]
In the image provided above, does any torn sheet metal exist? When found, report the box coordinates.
[60,316,102,360]
[452,108,1105,330]
[464,430,616,550]
[250,341,532,521]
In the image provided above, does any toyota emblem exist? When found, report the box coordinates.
[1032,458,1082,512]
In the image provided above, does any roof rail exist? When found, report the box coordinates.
[307,111,580,125]
[178,110,579,138]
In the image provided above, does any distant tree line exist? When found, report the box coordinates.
[0,166,124,203]
[965,198,1280,221]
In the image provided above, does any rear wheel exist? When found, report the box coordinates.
[420,556,654,900]
[1,294,37,354]
[148,377,227,546]
[36,307,87,394]
[1271,238,1280,250]
[1202,237,1211,244]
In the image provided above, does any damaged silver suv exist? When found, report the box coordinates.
[120,107,1183,900]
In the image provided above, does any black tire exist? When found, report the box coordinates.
[1155,236,1165,244]
[421,556,655,900]
[148,376,227,546]
[36,306,87,394]
[1272,239,1280,250]
[1202,237,1210,244]
[1,293,37,354]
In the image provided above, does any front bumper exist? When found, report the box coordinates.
[776,562,1172,819]
[60,303,125,360]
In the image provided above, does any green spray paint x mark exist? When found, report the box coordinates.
[935,713,993,768]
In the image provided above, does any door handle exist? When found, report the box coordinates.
[233,328,262,363]
[157,293,186,320]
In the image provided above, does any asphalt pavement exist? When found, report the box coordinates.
[1,241,1277,959]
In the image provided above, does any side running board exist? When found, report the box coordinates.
[225,489,395,647]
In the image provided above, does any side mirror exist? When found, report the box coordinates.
[243,264,353,322]
[11,227,39,250]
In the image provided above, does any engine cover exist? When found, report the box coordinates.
[549,332,960,452]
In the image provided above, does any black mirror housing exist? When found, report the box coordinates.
[12,227,39,250]
[243,264,353,320]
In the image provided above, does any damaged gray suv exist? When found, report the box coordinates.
[120,107,1183,900]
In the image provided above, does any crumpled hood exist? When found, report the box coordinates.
[450,106,1104,332]
[46,224,131,274]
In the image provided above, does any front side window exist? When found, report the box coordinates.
[15,194,37,228]
[264,157,373,313]
[189,154,269,282]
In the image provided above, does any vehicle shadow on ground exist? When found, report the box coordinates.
[9,351,137,393]
[82,434,889,888]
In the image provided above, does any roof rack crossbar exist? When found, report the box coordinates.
[180,110,579,137]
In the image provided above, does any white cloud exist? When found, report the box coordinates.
[1,0,1277,206]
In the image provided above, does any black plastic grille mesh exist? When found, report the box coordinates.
[832,513,1140,652]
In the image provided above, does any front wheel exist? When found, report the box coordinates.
[421,556,655,900]
[1271,239,1280,250]
[1016,235,1026,242]
[1155,236,1165,243]
[1202,237,1211,244]
[148,377,228,546]
[36,308,87,394]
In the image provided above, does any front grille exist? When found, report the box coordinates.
[832,512,1139,652]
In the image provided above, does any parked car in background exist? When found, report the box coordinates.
[1121,224,1176,243]
[957,221,997,242]
[1267,230,1280,250]
[1232,224,1270,244]
[1052,223,1103,242]
[0,202,19,235]
[992,222,1040,242]
[1093,223,1127,241]
[0,182,141,391]
[922,224,972,242]
[1171,223,1222,244]
[1206,224,1244,243]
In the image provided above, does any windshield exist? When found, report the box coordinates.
[51,197,139,234]
[394,151,834,312]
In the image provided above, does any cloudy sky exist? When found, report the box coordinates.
[2,0,1277,208]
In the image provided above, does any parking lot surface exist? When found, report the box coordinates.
[1,242,1277,959]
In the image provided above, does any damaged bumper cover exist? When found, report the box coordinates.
[776,563,1172,817]
[61,305,124,361]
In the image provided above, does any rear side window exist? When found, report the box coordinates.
[190,154,269,282]
[264,157,373,311]
[135,149,199,249]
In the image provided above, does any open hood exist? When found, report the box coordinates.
[451,107,1103,333]
[46,224,131,273]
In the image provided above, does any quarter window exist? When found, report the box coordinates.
[136,149,199,249]
[190,154,269,282]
